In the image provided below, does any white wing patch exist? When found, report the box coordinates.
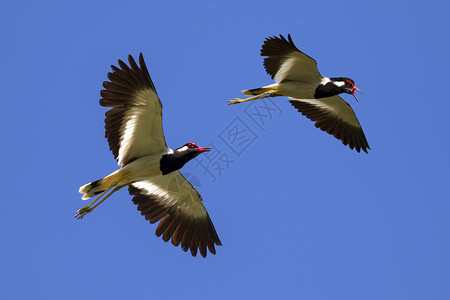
[116,89,167,167]
[118,112,138,166]
[133,179,161,194]
[296,98,338,115]
[132,180,178,209]
[274,57,296,83]
[132,172,206,218]
[290,96,360,127]
[135,89,159,108]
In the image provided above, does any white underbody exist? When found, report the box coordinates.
[114,153,166,186]
[262,77,325,99]
[79,149,173,199]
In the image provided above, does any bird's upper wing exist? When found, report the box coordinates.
[261,34,322,83]
[100,53,168,167]
[128,171,222,258]
[289,96,370,153]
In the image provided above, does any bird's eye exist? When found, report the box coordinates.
[345,80,351,86]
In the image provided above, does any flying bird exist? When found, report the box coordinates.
[76,53,221,257]
[229,34,370,153]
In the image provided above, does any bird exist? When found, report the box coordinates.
[76,53,222,258]
[228,34,370,153]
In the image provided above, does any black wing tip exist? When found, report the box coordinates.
[163,216,221,258]
[264,33,290,41]
[353,145,369,154]
[336,126,370,153]
[99,52,156,106]
[261,33,299,56]
[111,52,151,83]
[170,216,222,258]
[342,134,370,153]
[361,144,371,154]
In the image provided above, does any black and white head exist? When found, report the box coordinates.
[161,142,211,175]
[176,142,211,159]
[330,77,363,101]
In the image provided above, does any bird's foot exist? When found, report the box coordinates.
[228,98,243,105]
[75,206,93,219]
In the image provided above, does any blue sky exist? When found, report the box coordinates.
[1,0,449,299]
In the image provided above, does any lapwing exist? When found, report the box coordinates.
[77,53,221,257]
[229,34,370,153]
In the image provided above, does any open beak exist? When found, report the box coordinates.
[351,86,364,102]
[198,147,212,153]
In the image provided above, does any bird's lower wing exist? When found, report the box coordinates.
[289,96,370,153]
[129,171,222,257]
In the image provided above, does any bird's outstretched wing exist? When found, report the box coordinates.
[289,96,370,153]
[129,171,222,258]
[100,53,168,167]
[261,34,322,83]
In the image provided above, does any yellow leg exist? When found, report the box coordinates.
[75,186,125,219]
[81,188,112,211]
[228,89,282,105]
[75,172,131,219]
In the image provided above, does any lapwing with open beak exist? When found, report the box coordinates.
[76,53,221,257]
[229,34,370,153]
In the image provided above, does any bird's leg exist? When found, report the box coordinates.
[75,173,131,219]
[75,188,111,217]
[228,89,282,105]
[76,186,125,219]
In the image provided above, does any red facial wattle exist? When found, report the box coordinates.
[187,142,199,149]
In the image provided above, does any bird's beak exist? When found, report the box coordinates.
[198,147,212,153]
[351,86,364,102]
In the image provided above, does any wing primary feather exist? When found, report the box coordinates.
[138,53,156,91]
[162,214,182,242]
[199,235,207,258]
[148,206,169,224]
[181,225,194,252]
[189,221,200,257]
[172,219,187,247]
[155,215,170,237]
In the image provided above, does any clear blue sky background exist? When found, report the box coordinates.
[1,0,449,299]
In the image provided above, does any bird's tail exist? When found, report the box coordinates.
[241,87,272,96]
[79,170,123,200]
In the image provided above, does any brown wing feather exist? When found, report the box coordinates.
[128,172,222,258]
[289,97,370,153]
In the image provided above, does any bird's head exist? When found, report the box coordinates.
[331,77,363,101]
[161,142,211,175]
[176,142,211,159]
